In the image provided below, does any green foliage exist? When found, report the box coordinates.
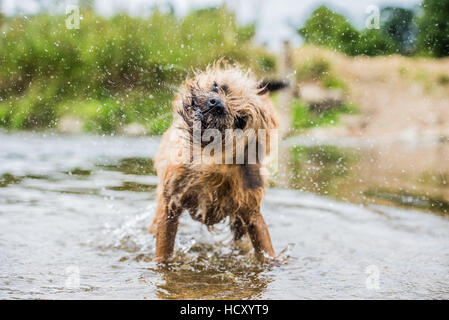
[417,0,449,57]
[0,7,275,133]
[295,58,346,90]
[321,73,346,90]
[354,29,398,56]
[291,99,356,131]
[258,56,276,73]
[296,58,330,81]
[298,5,402,56]
[298,6,359,56]
[1,80,60,129]
[237,24,256,42]
[299,3,449,57]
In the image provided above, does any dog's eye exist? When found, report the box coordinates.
[234,115,248,129]
[212,82,219,93]
[220,84,229,95]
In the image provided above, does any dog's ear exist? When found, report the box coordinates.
[257,80,289,95]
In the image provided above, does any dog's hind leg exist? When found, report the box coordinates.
[247,212,275,262]
[154,201,182,263]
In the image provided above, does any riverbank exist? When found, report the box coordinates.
[293,47,449,141]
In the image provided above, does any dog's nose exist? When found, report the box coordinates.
[207,97,225,114]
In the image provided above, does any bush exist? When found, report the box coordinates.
[354,29,398,56]
[0,7,276,133]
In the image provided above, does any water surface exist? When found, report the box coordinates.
[0,132,448,299]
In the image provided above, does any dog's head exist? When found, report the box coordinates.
[173,62,281,166]
[176,63,279,135]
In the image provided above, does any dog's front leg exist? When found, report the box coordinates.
[247,212,275,262]
[154,203,181,263]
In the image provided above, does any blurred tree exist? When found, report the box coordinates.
[298,5,400,56]
[355,29,398,56]
[297,6,359,56]
[417,0,449,57]
[381,7,417,55]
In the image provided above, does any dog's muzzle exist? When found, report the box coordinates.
[207,97,225,115]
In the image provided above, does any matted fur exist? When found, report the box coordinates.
[150,62,279,263]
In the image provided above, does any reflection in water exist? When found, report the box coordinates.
[0,173,23,187]
[98,157,156,176]
[288,145,355,196]
[365,189,449,213]
[286,143,449,215]
[107,181,157,192]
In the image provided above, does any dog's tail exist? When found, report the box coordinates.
[257,79,289,95]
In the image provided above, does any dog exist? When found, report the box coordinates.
[149,62,283,263]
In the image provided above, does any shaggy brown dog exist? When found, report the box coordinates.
[149,63,280,263]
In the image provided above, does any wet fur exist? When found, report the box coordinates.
[150,62,279,263]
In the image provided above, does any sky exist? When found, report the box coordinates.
[1,0,422,49]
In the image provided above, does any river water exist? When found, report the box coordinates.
[0,132,448,299]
